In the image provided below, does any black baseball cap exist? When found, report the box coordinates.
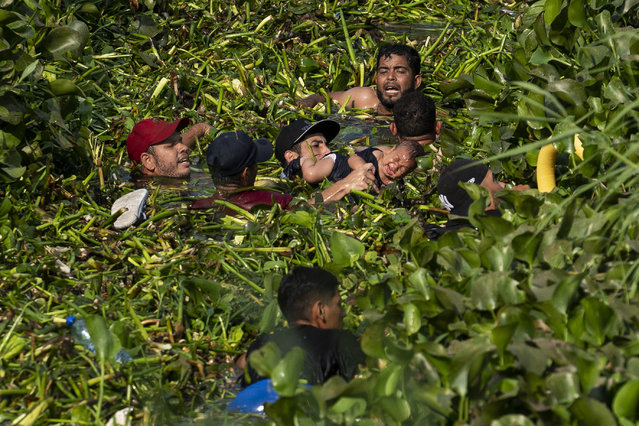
[206,131,272,177]
[274,118,340,165]
[437,158,489,216]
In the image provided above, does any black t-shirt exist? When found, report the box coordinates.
[241,325,366,387]
[282,153,353,183]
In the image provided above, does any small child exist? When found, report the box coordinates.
[349,140,425,187]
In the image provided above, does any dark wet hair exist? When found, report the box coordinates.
[393,92,436,138]
[376,43,421,77]
[277,266,339,323]
[211,169,244,187]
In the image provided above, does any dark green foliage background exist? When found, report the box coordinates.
[1,0,639,424]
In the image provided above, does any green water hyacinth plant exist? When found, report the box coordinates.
[1,0,639,424]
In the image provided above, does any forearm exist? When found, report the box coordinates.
[181,123,211,148]
[318,179,351,202]
[301,158,334,183]
[295,93,325,108]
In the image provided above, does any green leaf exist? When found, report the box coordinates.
[613,379,639,421]
[481,245,514,272]
[361,323,385,358]
[330,232,364,267]
[18,59,39,83]
[450,341,494,396]
[86,315,119,362]
[546,371,580,405]
[282,210,312,228]
[50,78,81,96]
[534,12,551,46]
[258,300,279,333]
[184,277,221,299]
[473,215,515,242]
[547,79,586,106]
[271,347,304,397]
[492,323,517,356]
[509,342,548,375]
[403,303,421,335]
[439,75,474,97]
[407,268,433,300]
[330,396,366,416]
[471,275,498,311]
[379,396,411,421]
[0,93,25,125]
[491,414,535,426]
[544,0,563,26]
[300,57,320,73]
[374,364,402,397]
[42,25,86,57]
[530,47,553,65]
[248,341,281,378]
[570,397,617,426]
[552,275,580,315]
[568,0,586,27]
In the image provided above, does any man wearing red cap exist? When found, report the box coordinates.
[126,117,211,178]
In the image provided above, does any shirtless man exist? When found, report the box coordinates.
[296,43,422,116]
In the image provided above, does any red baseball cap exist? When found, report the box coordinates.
[126,118,190,163]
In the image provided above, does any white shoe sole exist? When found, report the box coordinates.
[111,189,149,230]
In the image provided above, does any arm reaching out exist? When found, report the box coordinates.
[347,153,367,170]
[319,163,378,202]
[296,87,379,110]
[181,122,212,148]
[300,155,336,184]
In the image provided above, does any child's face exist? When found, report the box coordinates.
[299,133,331,160]
[379,146,416,181]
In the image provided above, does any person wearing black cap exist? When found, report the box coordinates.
[275,118,355,184]
[424,158,529,239]
[192,131,293,211]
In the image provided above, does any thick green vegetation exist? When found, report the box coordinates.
[1,0,639,424]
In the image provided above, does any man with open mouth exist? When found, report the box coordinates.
[296,43,422,116]
[126,117,211,179]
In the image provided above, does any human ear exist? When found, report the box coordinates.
[139,152,156,172]
[309,300,325,328]
[414,74,422,89]
[284,150,299,164]
[390,122,398,136]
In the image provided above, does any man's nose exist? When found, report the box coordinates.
[177,142,189,153]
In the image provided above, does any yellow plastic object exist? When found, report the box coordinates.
[536,134,584,193]
[537,144,559,193]
[574,134,584,160]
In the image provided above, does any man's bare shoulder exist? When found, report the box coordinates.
[331,87,378,109]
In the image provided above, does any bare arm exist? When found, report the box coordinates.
[347,153,367,170]
[296,87,378,110]
[295,93,325,108]
[181,122,212,148]
[300,156,336,184]
[318,164,378,202]
[511,184,531,191]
